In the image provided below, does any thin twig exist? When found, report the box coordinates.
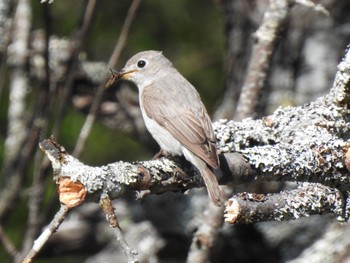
[100,194,139,263]
[108,0,142,69]
[73,0,142,157]
[21,205,70,263]
[111,227,139,263]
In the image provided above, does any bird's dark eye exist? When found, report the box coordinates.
[137,60,146,68]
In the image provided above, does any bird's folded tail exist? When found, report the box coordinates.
[201,166,223,207]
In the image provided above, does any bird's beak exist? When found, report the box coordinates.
[105,69,136,89]
[117,69,137,80]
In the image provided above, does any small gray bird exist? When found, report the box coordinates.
[115,50,223,206]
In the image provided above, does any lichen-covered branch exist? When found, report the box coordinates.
[224,183,344,224]
[40,87,350,219]
[215,95,350,188]
[39,137,203,201]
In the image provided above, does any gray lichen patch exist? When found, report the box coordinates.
[214,95,350,186]
[60,155,107,193]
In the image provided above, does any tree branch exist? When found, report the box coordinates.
[22,205,70,263]
[100,194,138,263]
[224,183,344,224]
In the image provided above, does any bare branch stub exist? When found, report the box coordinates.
[100,194,119,228]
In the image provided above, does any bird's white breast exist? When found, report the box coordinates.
[139,92,182,155]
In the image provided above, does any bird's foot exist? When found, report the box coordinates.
[153,149,169,160]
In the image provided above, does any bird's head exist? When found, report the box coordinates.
[111,50,173,88]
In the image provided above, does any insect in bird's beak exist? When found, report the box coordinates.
[104,69,136,89]
[104,69,120,89]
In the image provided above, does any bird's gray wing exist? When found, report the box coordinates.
[141,78,219,169]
